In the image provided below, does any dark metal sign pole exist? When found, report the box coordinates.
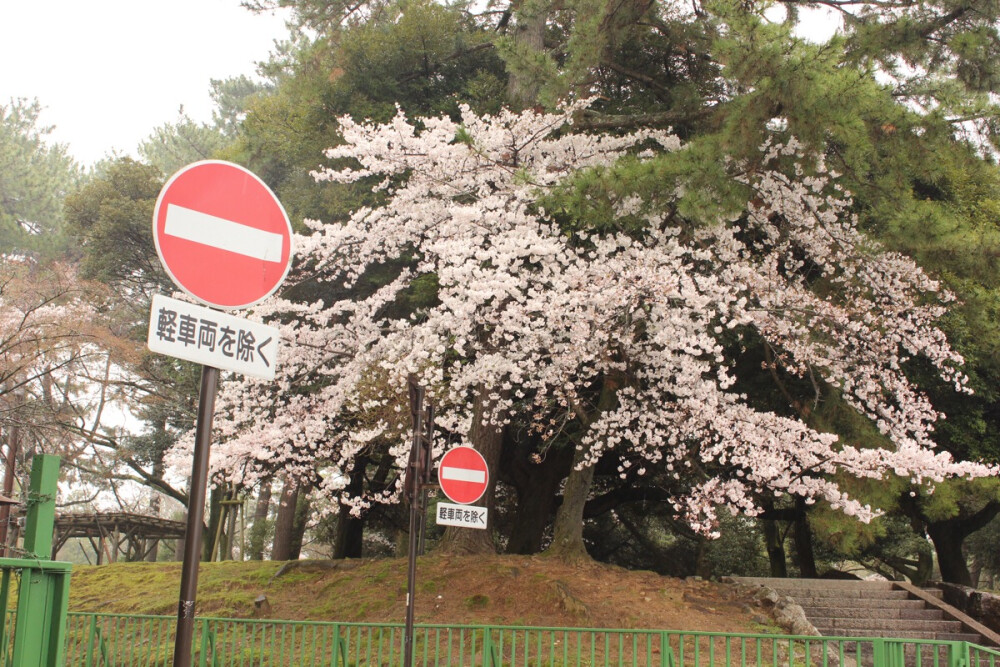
[403,475,421,667]
[417,484,429,556]
[404,379,434,667]
[173,365,219,667]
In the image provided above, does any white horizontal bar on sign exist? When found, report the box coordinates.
[165,204,285,262]
[440,467,486,484]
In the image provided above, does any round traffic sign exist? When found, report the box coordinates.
[438,446,489,505]
[153,161,293,310]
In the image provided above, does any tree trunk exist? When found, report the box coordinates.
[923,502,1000,586]
[546,445,596,561]
[223,497,239,560]
[792,500,817,578]
[201,487,223,561]
[145,456,164,562]
[694,538,711,579]
[0,423,19,556]
[545,376,619,561]
[333,510,365,559]
[10,431,33,553]
[333,458,368,559]
[248,482,272,560]
[506,446,572,554]
[914,548,934,586]
[288,489,311,560]
[505,0,550,108]
[971,558,983,589]
[439,389,504,555]
[927,520,973,586]
[762,518,787,578]
[271,478,299,561]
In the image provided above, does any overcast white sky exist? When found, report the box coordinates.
[1,0,290,166]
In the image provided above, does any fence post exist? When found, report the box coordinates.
[660,631,676,667]
[197,619,209,667]
[948,641,969,667]
[85,615,97,667]
[483,626,499,667]
[885,640,905,667]
[206,623,221,667]
[8,455,72,666]
[870,638,906,667]
[331,624,347,667]
[872,638,885,667]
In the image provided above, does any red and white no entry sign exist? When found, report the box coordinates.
[153,160,293,310]
[438,446,489,505]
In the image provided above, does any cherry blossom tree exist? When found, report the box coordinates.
[0,259,104,407]
[0,258,128,497]
[205,102,995,557]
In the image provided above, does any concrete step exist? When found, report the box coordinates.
[737,577,896,591]
[795,597,926,610]
[813,618,962,633]
[814,628,982,642]
[783,588,912,600]
[804,606,943,621]
[937,633,986,642]
[733,576,989,647]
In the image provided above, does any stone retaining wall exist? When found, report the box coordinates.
[938,582,1000,635]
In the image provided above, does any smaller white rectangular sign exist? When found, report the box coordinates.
[435,502,488,530]
[148,294,280,380]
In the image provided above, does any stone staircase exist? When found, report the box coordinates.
[735,577,998,645]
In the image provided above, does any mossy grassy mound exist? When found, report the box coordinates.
[69,554,776,633]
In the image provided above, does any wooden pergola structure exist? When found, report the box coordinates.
[52,512,186,563]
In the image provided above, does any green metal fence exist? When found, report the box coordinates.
[31,612,997,666]
[971,644,1000,665]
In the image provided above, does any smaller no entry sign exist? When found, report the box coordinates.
[438,446,489,505]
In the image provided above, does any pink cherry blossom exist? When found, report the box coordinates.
[194,103,995,533]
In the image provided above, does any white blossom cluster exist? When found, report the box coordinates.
[199,103,994,533]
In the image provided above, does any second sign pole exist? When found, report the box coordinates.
[403,379,434,667]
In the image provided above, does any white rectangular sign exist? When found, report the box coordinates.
[435,502,488,530]
[148,294,280,380]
